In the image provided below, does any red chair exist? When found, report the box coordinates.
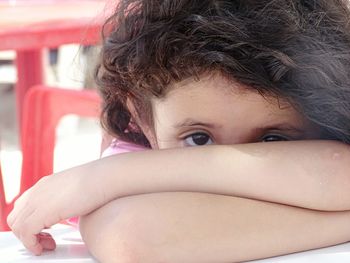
[0,85,101,231]
[0,161,10,231]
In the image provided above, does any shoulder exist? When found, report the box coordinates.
[101,139,148,158]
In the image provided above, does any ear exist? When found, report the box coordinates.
[126,99,158,148]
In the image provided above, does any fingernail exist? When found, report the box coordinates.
[38,232,51,237]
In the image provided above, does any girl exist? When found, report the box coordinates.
[8,0,350,262]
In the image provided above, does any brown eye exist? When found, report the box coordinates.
[262,134,290,142]
[184,133,213,146]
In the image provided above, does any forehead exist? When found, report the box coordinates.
[152,73,295,125]
[149,73,318,148]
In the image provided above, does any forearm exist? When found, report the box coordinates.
[73,140,350,211]
[11,140,349,256]
[80,192,350,263]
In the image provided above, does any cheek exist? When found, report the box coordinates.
[154,133,179,149]
[153,125,183,150]
[144,130,159,149]
[152,110,184,149]
[152,116,169,149]
[157,141,180,150]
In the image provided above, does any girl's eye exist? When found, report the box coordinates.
[184,133,214,146]
[261,134,290,142]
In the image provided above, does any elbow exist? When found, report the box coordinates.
[79,198,161,263]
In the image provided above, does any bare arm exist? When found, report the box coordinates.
[80,192,350,263]
[87,140,350,211]
[8,140,350,254]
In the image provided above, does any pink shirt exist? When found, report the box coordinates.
[101,139,148,157]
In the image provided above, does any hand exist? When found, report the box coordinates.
[7,167,105,255]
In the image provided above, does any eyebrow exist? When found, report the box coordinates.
[173,118,310,138]
[173,118,221,129]
[174,120,306,134]
[253,123,306,134]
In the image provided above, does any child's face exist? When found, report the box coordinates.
[147,73,321,149]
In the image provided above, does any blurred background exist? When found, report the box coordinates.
[0,0,109,205]
[0,46,101,203]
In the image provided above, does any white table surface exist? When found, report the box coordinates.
[1,224,350,262]
[0,224,97,262]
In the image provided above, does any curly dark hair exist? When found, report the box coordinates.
[96,0,350,147]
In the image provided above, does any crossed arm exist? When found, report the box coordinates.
[7,140,350,261]
[80,193,350,263]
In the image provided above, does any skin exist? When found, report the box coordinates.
[7,73,350,261]
[80,193,350,263]
[77,74,350,262]
[150,73,320,149]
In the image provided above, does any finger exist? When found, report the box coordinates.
[7,210,15,228]
[38,232,56,251]
[22,234,43,255]
[7,199,24,227]
[11,210,46,255]
[7,190,31,227]
[10,205,36,237]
